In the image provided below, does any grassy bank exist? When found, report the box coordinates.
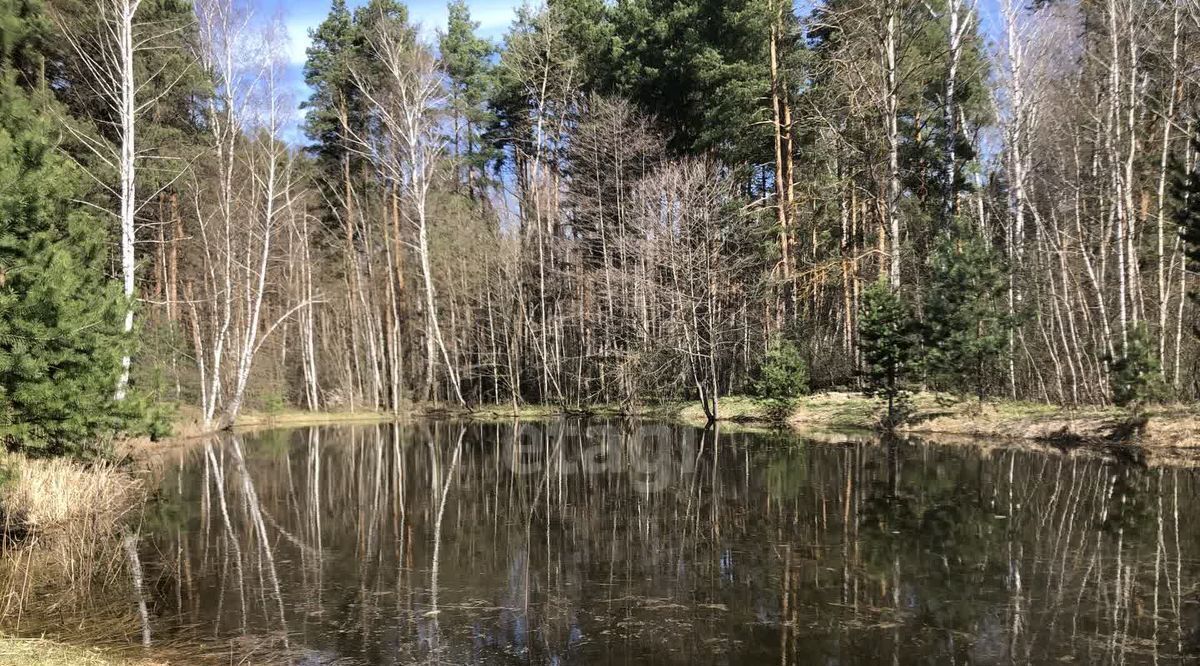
[0,636,157,666]
[672,391,1200,450]
[222,393,1199,450]
[113,393,1200,467]
[164,404,407,437]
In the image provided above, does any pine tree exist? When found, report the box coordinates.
[303,0,370,234]
[352,0,413,54]
[754,338,809,402]
[604,0,790,167]
[439,0,498,197]
[0,34,145,454]
[859,279,918,428]
[921,226,1011,400]
[548,0,612,88]
[303,0,359,167]
[0,0,52,86]
[304,0,414,232]
[487,3,579,180]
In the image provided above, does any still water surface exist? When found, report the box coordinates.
[139,420,1200,664]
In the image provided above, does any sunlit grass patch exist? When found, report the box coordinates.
[675,396,772,425]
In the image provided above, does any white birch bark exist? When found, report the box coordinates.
[53,0,150,399]
[115,0,140,400]
[884,0,902,289]
[349,25,466,405]
[191,2,305,428]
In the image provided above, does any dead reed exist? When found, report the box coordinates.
[0,452,146,624]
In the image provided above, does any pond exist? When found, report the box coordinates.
[133,419,1200,664]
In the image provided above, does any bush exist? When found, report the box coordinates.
[754,339,810,403]
[260,391,287,417]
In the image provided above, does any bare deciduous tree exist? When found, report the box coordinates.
[351,21,465,405]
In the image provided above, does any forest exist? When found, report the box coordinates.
[3,0,1200,454]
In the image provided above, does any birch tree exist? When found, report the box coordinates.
[190,0,306,427]
[54,0,158,399]
[351,18,466,406]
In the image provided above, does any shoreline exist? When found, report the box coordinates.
[463,392,1200,466]
[4,392,1199,663]
[168,392,1200,450]
[108,392,1200,473]
[459,392,1200,449]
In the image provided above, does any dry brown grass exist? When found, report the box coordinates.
[0,453,142,537]
[0,453,146,621]
[0,635,163,665]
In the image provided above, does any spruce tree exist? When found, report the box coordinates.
[921,226,1011,400]
[859,279,918,428]
[1109,323,1166,411]
[0,67,143,455]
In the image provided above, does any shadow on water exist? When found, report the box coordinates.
[26,419,1200,664]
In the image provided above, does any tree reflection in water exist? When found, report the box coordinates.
[139,420,1200,664]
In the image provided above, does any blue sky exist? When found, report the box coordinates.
[272,0,520,65]
[264,0,521,142]
[265,0,1009,144]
